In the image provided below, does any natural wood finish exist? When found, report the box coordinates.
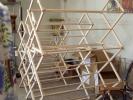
[17,0,125,100]
[30,8,125,13]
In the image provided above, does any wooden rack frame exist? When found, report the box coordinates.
[17,0,125,100]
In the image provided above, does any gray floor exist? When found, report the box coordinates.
[14,78,129,100]
[2,81,129,100]
[15,79,27,100]
[15,78,95,100]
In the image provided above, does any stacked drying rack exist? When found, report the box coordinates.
[17,0,125,100]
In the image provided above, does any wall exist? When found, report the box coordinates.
[17,0,62,45]
[20,0,133,59]
[116,15,133,59]
[60,0,133,59]
[21,0,61,21]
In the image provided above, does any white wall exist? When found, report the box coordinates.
[60,0,133,59]
[21,0,61,21]
[116,15,133,59]
[20,0,62,38]
[21,0,133,59]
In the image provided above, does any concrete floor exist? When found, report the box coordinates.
[0,84,26,100]
[15,84,27,100]
[1,78,130,100]
[15,78,95,100]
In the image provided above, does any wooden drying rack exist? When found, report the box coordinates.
[17,0,125,100]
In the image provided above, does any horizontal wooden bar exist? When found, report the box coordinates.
[39,73,96,83]
[30,8,124,13]
[35,92,94,100]
[38,35,86,38]
[42,43,103,49]
[40,47,122,55]
[34,81,118,98]
[34,82,81,92]
[40,22,93,26]
[39,59,86,66]
[35,75,119,92]
[37,28,111,32]
[37,61,107,72]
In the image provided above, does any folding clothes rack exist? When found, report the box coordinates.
[17,0,125,100]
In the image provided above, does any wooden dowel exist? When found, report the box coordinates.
[37,28,111,32]
[35,95,93,100]
[34,86,88,98]
[30,8,124,13]
[40,39,52,43]
[34,81,118,98]
[41,47,122,55]
[40,22,93,26]
[41,43,103,49]
[39,73,93,83]
[28,73,57,80]
[36,60,106,69]
[63,35,84,37]
[40,61,106,68]
[41,45,118,50]
[34,82,81,92]
[37,66,87,74]
[38,35,85,38]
